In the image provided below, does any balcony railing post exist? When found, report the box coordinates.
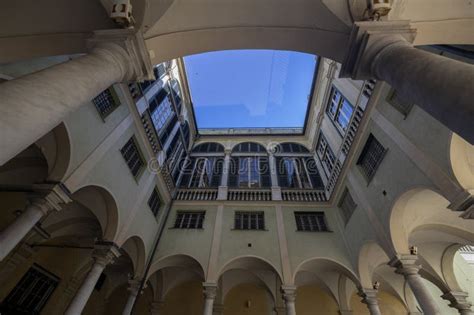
[268,152,282,200]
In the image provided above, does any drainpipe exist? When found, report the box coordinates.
[130,191,176,312]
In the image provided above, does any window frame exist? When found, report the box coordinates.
[120,136,146,181]
[294,211,330,232]
[233,211,265,231]
[357,134,387,183]
[92,87,121,120]
[147,187,162,217]
[173,211,206,229]
[338,188,357,225]
[1,264,60,314]
[326,86,355,135]
[316,133,336,178]
[386,88,414,117]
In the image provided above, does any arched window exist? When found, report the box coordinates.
[229,142,270,188]
[275,142,323,189]
[278,142,310,153]
[180,142,225,188]
[192,142,225,153]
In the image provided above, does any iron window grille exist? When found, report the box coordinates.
[316,133,336,178]
[294,212,329,232]
[338,188,357,225]
[234,211,265,230]
[92,87,120,119]
[326,86,354,134]
[386,88,414,117]
[357,134,387,182]
[120,137,145,179]
[1,264,59,314]
[174,211,205,229]
[148,188,162,216]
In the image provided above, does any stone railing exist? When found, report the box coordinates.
[175,189,218,201]
[227,189,272,201]
[128,82,143,101]
[281,189,327,202]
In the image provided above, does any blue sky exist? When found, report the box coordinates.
[184,50,317,129]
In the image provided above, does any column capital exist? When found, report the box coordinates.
[389,254,421,275]
[29,183,72,214]
[340,20,417,80]
[358,288,379,306]
[203,282,218,299]
[274,306,286,315]
[281,285,297,302]
[92,241,121,267]
[224,149,232,156]
[88,29,154,82]
[442,291,473,312]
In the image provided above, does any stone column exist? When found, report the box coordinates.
[281,285,297,315]
[217,150,231,200]
[442,291,474,315]
[203,282,218,315]
[359,289,381,315]
[65,243,120,315]
[389,255,441,315]
[341,21,474,145]
[339,310,354,315]
[274,306,286,315]
[150,301,164,315]
[0,29,153,165]
[122,279,142,315]
[0,184,71,261]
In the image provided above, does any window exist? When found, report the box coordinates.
[357,134,387,182]
[92,87,120,119]
[174,211,205,229]
[277,157,322,189]
[186,157,223,188]
[150,90,174,132]
[339,189,357,225]
[234,212,265,230]
[386,88,413,116]
[316,134,335,177]
[0,264,59,314]
[326,87,354,133]
[294,212,329,232]
[120,137,145,179]
[148,188,161,216]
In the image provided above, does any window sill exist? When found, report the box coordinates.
[168,227,205,230]
[295,230,333,233]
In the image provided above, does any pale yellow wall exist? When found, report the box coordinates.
[224,283,270,315]
[0,245,92,315]
[350,291,408,315]
[295,285,339,315]
[161,281,204,315]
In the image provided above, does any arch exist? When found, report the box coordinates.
[357,241,390,288]
[220,269,277,304]
[71,185,120,241]
[449,133,474,191]
[231,142,267,153]
[277,142,310,154]
[144,0,351,66]
[192,142,225,153]
[35,122,71,182]
[0,144,48,186]
[216,255,283,283]
[389,188,474,254]
[121,235,147,278]
[147,254,206,281]
[292,257,359,287]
